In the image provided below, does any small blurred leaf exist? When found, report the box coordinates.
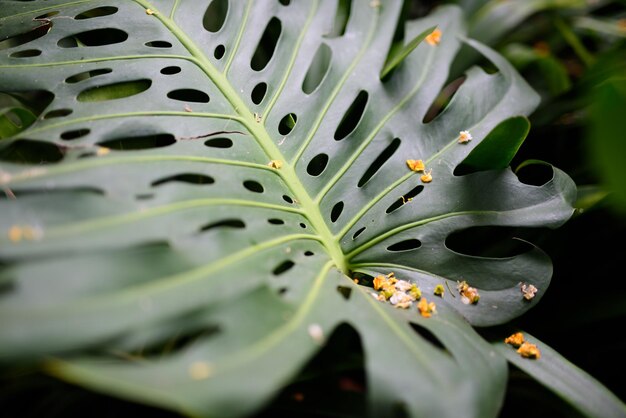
[503,43,571,95]
[380,25,436,79]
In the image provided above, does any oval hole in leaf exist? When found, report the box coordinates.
[214,44,225,59]
[160,66,181,75]
[299,223,307,229]
[203,0,228,33]
[151,173,215,187]
[58,28,128,47]
[307,153,329,176]
[61,128,90,140]
[330,201,344,223]
[302,43,332,94]
[0,139,63,164]
[386,239,421,252]
[74,6,118,20]
[98,133,175,150]
[200,219,245,232]
[268,218,285,225]
[385,185,424,214]
[43,108,72,119]
[515,162,555,187]
[423,76,466,123]
[65,68,112,83]
[358,137,401,187]
[0,21,51,51]
[325,0,351,38]
[251,82,267,105]
[352,226,366,240]
[409,323,446,351]
[279,0,290,5]
[167,89,210,103]
[336,286,352,300]
[272,260,295,276]
[243,180,264,193]
[145,40,172,48]
[10,49,41,58]
[304,250,314,256]
[334,90,368,141]
[278,113,297,135]
[282,195,293,204]
[204,137,233,148]
[251,17,282,71]
[77,79,151,102]
[445,226,533,257]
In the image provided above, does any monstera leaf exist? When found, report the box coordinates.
[0,1,582,417]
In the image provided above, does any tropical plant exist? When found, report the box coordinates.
[0,1,624,417]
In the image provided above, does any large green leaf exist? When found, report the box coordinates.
[0,1,576,417]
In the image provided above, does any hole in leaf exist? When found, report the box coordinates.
[307,153,329,176]
[423,76,466,123]
[151,173,215,187]
[251,82,267,105]
[77,79,151,102]
[145,40,172,48]
[278,113,297,136]
[4,90,54,118]
[268,218,285,225]
[251,17,281,71]
[385,185,424,214]
[358,137,401,187]
[334,90,368,141]
[58,28,128,47]
[160,66,181,75]
[278,287,288,295]
[0,139,63,164]
[299,223,307,229]
[515,163,554,186]
[74,6,118,20]
[243,180,264,193]
[204,137,233,148]
[214,44,225,59]
[446,226,533,257]
[278,0,290,5]
[61,128,90,140]
[326,0,351,38]
[65,68,112,83]
[330,201,344,223]
[352,226,366,240]
[10,49,41,58]
[35,11,60,19]
[98,133,175,150]
[302,43,332,94]
[43,108,72,119]
[0,21,51,51]
[386,239,421,252]
[200,219,245,232]
[273,260,295,276]
[282,195,293,204]
[337,286,352,300]
[304,250,314,256]
[167,89,210,103]
[203,0,228,33]
[409,323,446,351]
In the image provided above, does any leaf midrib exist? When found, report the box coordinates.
[134,0,348,273]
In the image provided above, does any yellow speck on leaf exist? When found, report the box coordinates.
[369,0,381,8]
[268,160,283,169]
[96,147,110,156]
[504,332,525,348]
[254,112,262,123]
[521,283,538,301]
[458,130,472,143]
[434,284,445,297]
[189,361,213,380]
[8,226,22,242]
[145,8,156,15]
[425,28,442,46]
[184,104,193,112]
[517,342,541,359]
[420,169,433,183]
[417,297,436,318]
[406,159,425,172]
